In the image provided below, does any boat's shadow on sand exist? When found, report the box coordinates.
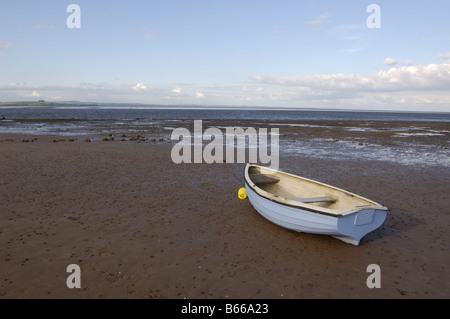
[360,207,425,245]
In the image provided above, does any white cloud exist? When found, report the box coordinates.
[244,61,450,111]
[144,32,160,39]
[306,13,330,25]
[1,60,449,112]
[242,86,263,92]
[383,57,398,66]
[439,52,450,59]
[0,42,13,50]
[309,19,324,25]
[132,83,150,91]
[252,62,450,93]
[171,87,182,95]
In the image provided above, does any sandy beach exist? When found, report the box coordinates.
[3,0,450,304]
[0,129,449,299]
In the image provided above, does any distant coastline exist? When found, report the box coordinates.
[1,100,450,115]
[0,101,99,107]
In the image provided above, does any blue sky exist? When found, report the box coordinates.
[1,0,449,111]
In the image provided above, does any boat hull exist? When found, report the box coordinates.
[245,179,387,246]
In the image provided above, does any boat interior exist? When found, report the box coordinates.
[247,165,377,212]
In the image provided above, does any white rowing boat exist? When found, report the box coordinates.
[243,164,388,245]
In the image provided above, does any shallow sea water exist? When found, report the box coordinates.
[1,106,449,168]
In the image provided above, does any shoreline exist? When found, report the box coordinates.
[2,103,450,114]
[0,135,449,298]
[1,117,448,169]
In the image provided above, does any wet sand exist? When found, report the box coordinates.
[0,133,449,299]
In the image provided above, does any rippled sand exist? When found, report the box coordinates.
[0,132,448,298]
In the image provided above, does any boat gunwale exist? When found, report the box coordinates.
[243,163,387,218]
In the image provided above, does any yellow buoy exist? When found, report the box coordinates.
[238,187,247,200]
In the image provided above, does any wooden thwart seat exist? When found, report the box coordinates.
[292,196,336,204]
[250,174,280,185]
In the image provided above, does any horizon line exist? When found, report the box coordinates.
[0,100,449,114]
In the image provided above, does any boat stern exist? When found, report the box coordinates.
[336,208,388,245]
